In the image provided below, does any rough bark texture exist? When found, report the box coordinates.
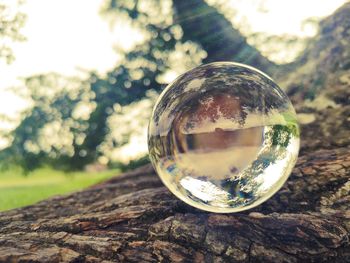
[1,3,350,263]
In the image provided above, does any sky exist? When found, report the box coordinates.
[0,0,348,158]
[228,0,347,36]
[227,0,348,62]
[0,0,142,117]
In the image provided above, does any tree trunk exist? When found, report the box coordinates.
[1,3,350,263]
[172,0,278,75]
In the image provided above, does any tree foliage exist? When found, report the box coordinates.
[0,0,26,63]
[0,0,277,172]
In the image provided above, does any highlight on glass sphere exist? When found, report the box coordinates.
[148,62,300,213]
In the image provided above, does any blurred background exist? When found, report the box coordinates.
[0,0,347,211]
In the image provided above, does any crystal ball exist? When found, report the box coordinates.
[148,62,300,213]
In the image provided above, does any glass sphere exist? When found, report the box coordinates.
[148,62,299,213]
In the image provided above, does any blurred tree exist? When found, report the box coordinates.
[0,0,26,63]
[172,0,276,73]
[0,0,280,172]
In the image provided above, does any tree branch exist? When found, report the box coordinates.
[172,0,277,74]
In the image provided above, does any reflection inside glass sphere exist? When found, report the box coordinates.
[148,62,299,213]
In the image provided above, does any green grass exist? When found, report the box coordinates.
[0,167,119,212]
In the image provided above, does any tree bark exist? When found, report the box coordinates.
[1,3,350,263]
